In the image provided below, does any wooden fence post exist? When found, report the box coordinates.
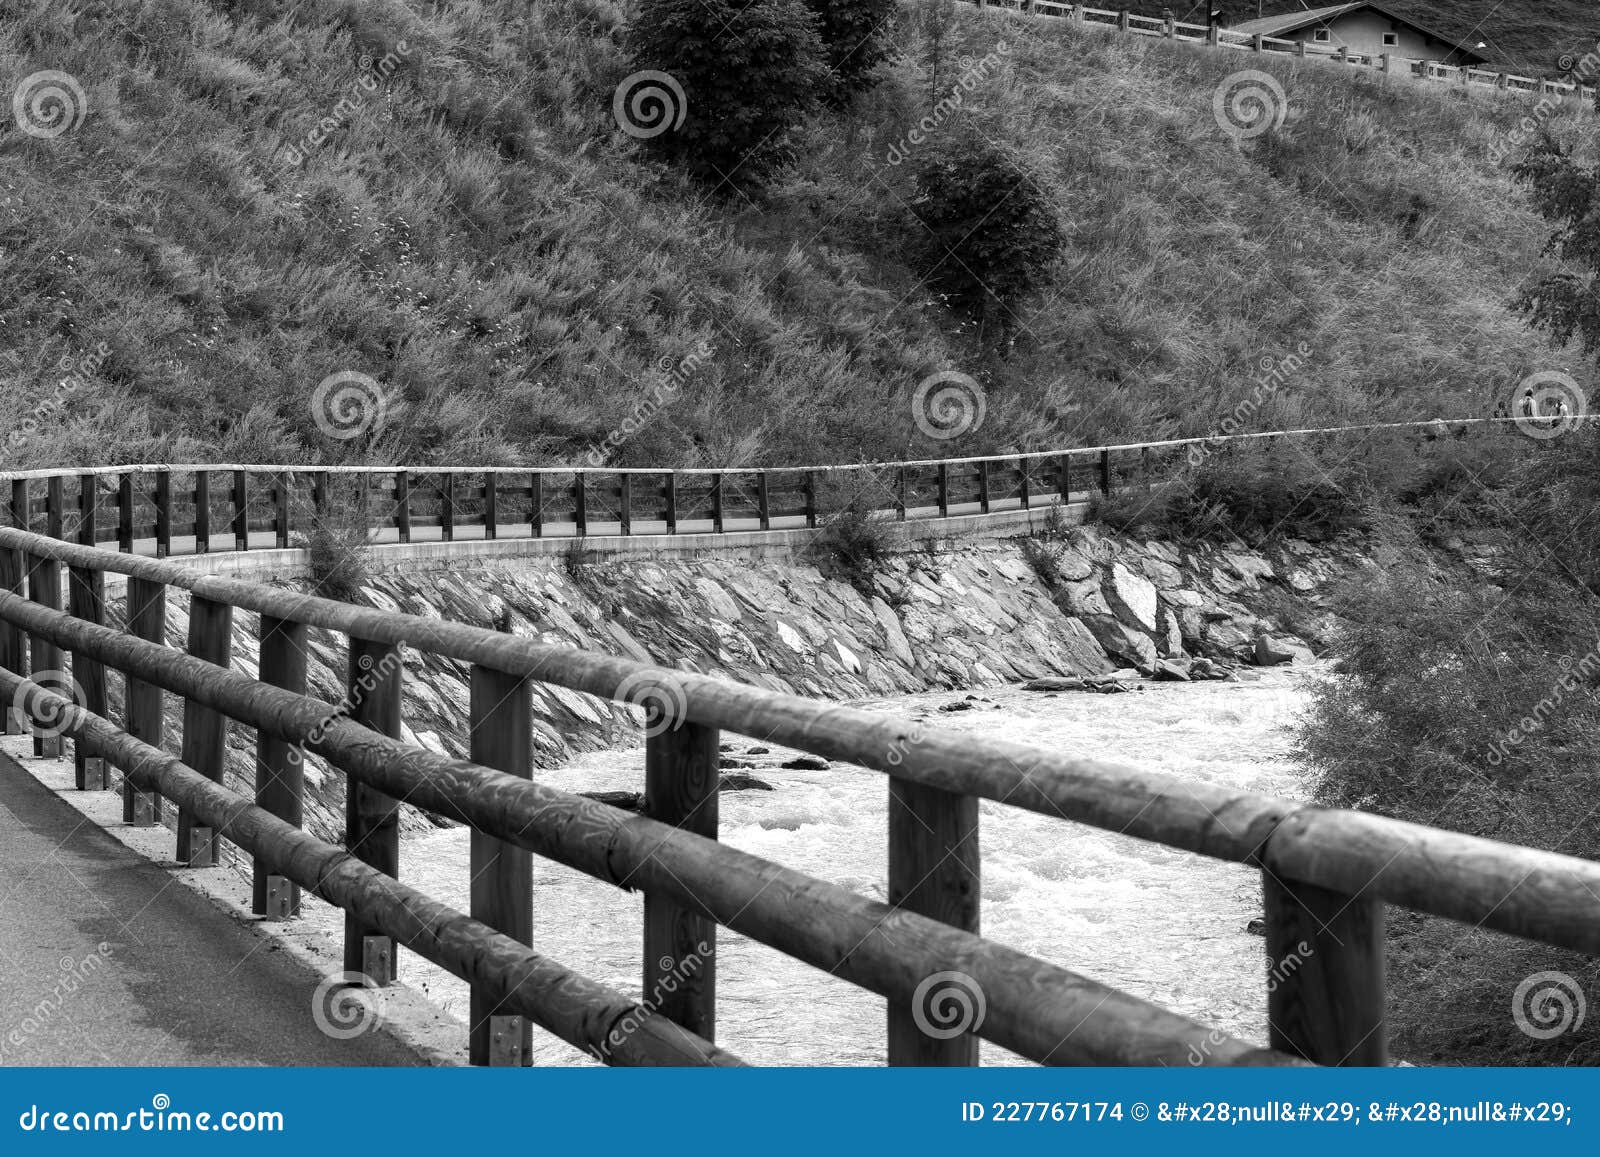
[123,578,166,825]
[804,471,818,529]
[232,470,248,552]
[8,479,26,531]
[937,462,950,517]
[154,470,171,558]
[896,466,908,521]
[1099,449,1112,495]
[254,615,308,919]
[977,460,991,513]
[619,473,632,536]
[0,547,25,734]
[710,473,724,533]
[664,473,677,534]
[888,780,980,1064]
[1058,454,1072,503]
[395,470,412,544]
[484,472,498,540]
[441,472,456,542]
[344,636,403,983]
[1259,861,1386,1065]
[178,595,233,866]
[66,565,108,789]
[26,554,63,758]
[574,473,588,537]
[45,475,62,541]
[530,472,544,538]
[1252,33,1264,52]
[756,473,770,530]
[1018,458,1032,509]
[643,720,720,1047]
[468,665,535,1065]
[193,470,211,554]
[78,474,97,552]
[274,471,291,549]
[1118,8,1129,32]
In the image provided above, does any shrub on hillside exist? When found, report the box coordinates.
[624,0,829,189]
[909,134,1064,341]
[805,0,897,99]
[1511,133,1600,358]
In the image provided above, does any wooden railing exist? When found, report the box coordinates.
[0,419,1516,559]
[983,2,1598,107]
[2,433,1599,1067]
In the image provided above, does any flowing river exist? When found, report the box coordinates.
[322,667,1317,1065]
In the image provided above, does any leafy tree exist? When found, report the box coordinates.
[805,0,897,99]
[1511,135,1600,356]
[909,134,1065,341]
[624,0,829,189]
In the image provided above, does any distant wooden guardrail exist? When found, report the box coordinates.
[2,418,1597,1068]
[977,2,1598,108]
[0,418,1523,560]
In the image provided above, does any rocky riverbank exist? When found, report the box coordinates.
[98,522,1371,849]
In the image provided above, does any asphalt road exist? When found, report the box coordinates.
[0,751,423,1065]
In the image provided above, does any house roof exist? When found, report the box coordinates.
[1228,2,1489,64]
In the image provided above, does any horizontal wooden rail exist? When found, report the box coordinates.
[0,580,1290,1067]
[3,546,1598,955]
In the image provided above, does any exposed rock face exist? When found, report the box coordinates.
[1103,563,1159,633]
[98,527,1361,852]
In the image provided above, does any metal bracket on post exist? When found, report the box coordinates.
[185,826,217,868]
[81,757,108,790]
[362,935,395,987]
[264,876,295,922]
[489,1016,529,1067]
[129,791,159,827]
[36,733,62,759]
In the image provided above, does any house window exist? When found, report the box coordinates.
[1383,32,1399,47]
[1313,29,1332,43]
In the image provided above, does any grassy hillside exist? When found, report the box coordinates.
[0,0,1594,472]
[1135,1,1597,75]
